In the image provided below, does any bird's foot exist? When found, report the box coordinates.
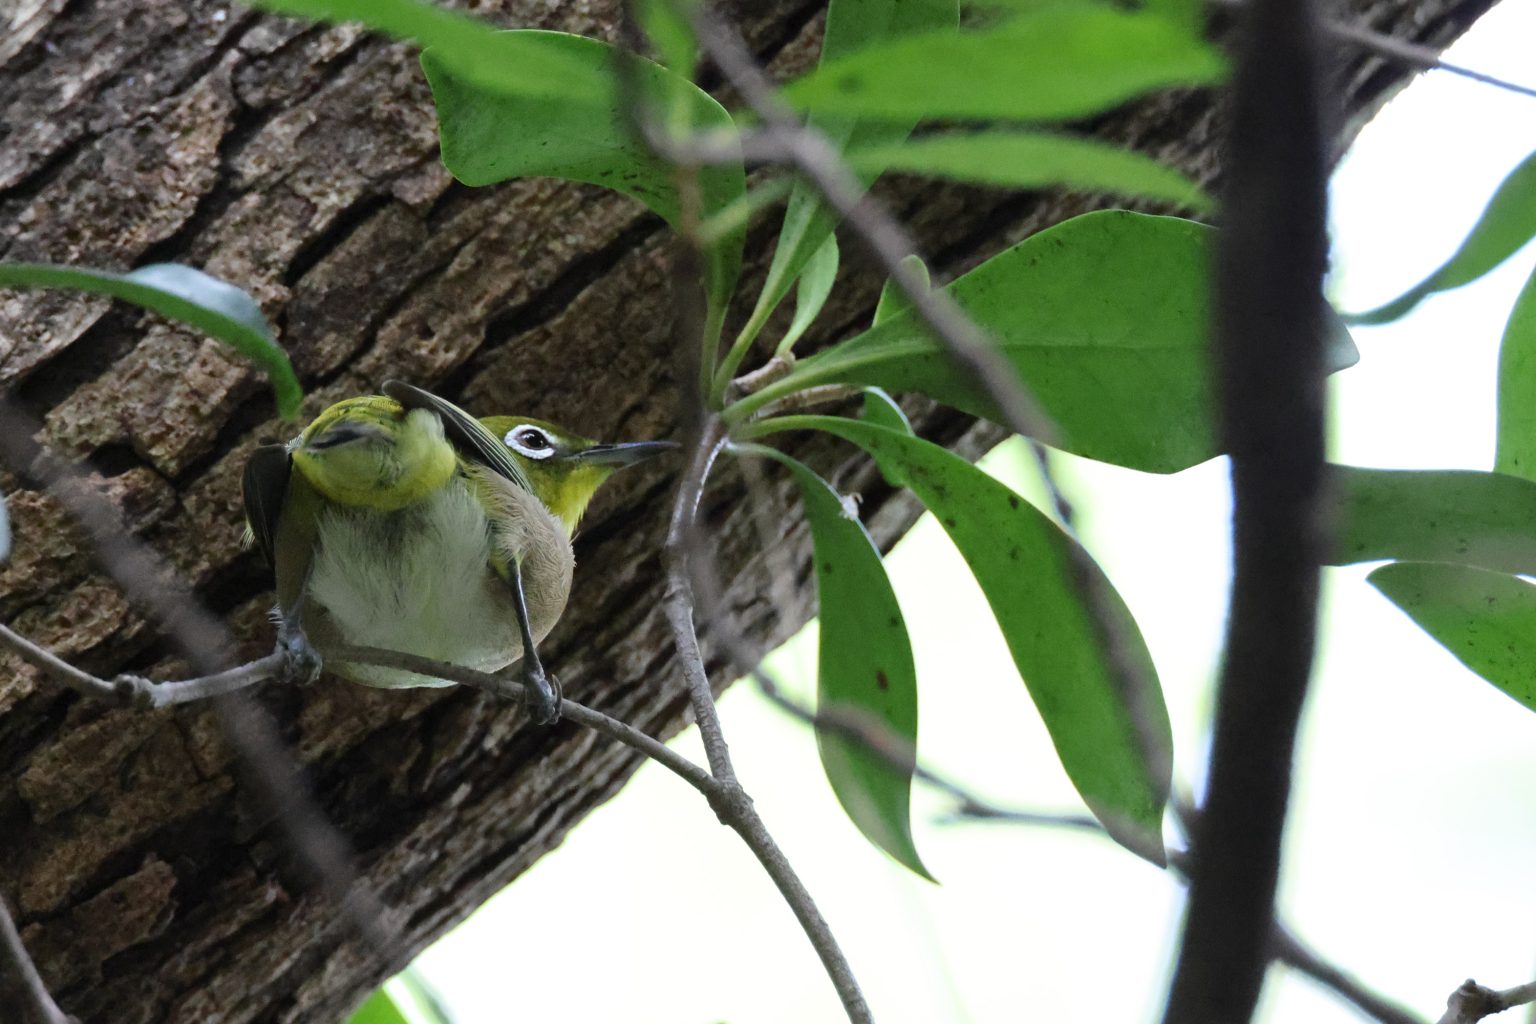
[277,624,323,687]
[521,663,562,725]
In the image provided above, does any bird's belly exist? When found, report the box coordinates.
[306,487,520,688]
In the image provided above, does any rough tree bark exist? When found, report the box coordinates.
[0,1,1499,1021]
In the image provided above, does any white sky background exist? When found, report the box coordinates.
[410,6,1536,1022]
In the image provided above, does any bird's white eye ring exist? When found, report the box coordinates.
[505,426,555,460]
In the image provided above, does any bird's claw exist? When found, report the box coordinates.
[522,664,562,725]
[277,626,323,687]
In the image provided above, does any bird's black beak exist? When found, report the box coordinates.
[574,440,678,468]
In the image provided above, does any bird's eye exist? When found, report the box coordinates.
[505,427,555,459]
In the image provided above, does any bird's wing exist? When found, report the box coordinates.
[242,443,293,568]
[382,379,532,493]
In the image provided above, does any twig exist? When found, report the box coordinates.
[1272,928,1424,1024]
[0,398,393,956]
[1211,0,1536,100]
[1439,980,1536,1024]
[1161,0,1331,1018]
[0,894,72,1024]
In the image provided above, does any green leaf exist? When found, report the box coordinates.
[777,235,840,357]
[846,130,1212,214]
[1327,466,1536,576]
[251,0,602,102]
[732,0,958,375]
[0,262,300,419]
[782,7,1226,123]
[731,210,1359,473]
[749,416,1171,862]
[861,388,912,433]
[873,254,930,326]
[422,32,745,325]
[1497,264,1536,480]
[743,445,930,879]
[1368,562,1536,714]
[346,989,413,1024]
[1346,150,1536,325]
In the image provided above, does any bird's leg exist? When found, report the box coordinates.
[505,560,561,725]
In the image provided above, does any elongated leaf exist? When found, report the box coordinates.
[345,989,412,1024]
[873,254,929,326]
[1369,562,1536,714]
[777,235,840,357]
[744,445,930,878]
[739,0,958,357]
[846,131,1212,213]
[0,262,300,418]
[731,210,1359,474]
[0,493,9,564]
[1348,149,1536,325]
[252,0,601,101]
[783,7,1226,123]
[861,388,912,433]
[1497,264,1536,479]
[1327,466,1536,576]
[750,416,1170,861]
[423,32,744,323]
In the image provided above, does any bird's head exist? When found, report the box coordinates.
[290,396,458,510]
[480,415,675,536]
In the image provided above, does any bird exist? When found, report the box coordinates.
[241,379,674,723]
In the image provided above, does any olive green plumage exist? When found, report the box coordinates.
[241,380,672,723]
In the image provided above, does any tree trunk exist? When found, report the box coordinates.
[0,1,1497,1021]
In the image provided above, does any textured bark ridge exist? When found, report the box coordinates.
[0,2,1495,1021]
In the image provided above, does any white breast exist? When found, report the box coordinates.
[307,483,520,688]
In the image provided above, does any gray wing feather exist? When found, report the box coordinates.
[382,379,532,492]
[242,443,292,568]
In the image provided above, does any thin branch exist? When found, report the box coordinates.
[0,894,72,1024]
[1161,0,1332,1017]
[663,419,735,781]
[1211,0,1536,101]
[1439,980,1536,1024]
[1272,928,1424,1024]
[0,399,393,957]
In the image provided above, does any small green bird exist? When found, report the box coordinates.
[242,380,673,723]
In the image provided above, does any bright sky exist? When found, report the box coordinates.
[408,6,1536,1022]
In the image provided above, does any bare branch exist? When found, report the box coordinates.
[0,894,72,1024]
[1272,928,1425,1024]
[1438,980,1536,1024]
[1161,0,1332,1017]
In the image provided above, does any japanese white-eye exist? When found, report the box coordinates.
[242,380,673,723]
